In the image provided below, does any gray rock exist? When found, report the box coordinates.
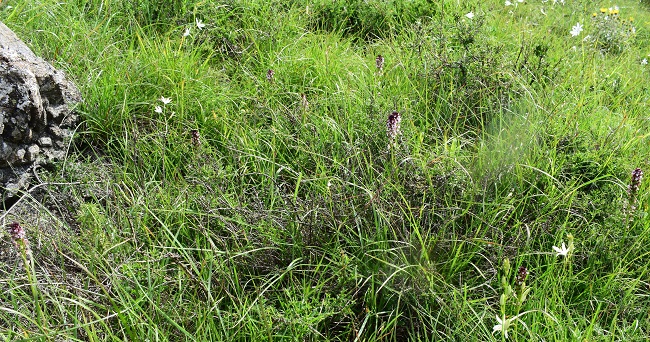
[38,136,52,147]
[0,22,81,199]
[26,144,40,162]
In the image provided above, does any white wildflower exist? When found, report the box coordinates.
[154,106,163,113]
[183,28,191,37]
[570,22,583,37]
[196,18,206,30]
[159,96,172,105]
[465,12,475,19]
[552,242,570,257]
[493,315,511,339]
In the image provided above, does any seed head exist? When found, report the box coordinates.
[386,111,401,140]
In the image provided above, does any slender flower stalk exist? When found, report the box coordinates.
[7,222,44,327]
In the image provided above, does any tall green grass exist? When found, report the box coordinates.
[1,0,649,340]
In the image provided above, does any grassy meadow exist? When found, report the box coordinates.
[1,0,650,340]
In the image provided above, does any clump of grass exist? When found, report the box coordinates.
[407,10,520,142]
[589,6,637,54]
[308,0,435,41]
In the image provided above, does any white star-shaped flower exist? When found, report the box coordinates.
[154,106,163,113]
[196,18,206,30]
[159,96,172,105]
[642,58,648,66]
[183,28,191,37]
[465,12,475,19]
[570,22,583,37]
[505,1,512,6]
[493,315,511,339]
[552,242,570,257]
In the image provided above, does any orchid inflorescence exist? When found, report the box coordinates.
[6,221,31,258]
[628,168,643,197]
[266,69,275,83]
[515,266,528,286]
[625,168,643,216]
[376,55,384,72]
[190,129,201,146]
[301,93,309,109]
[386,111,401,141]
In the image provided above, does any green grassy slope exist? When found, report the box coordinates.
[1,0,649,340]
